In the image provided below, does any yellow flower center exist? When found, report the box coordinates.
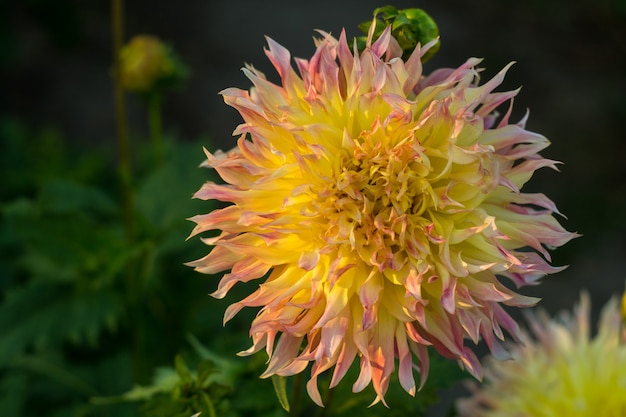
[308,114,437,274]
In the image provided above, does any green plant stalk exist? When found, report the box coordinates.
[147,91,164,165]
[111,0,149,385]
[111,0,134,241]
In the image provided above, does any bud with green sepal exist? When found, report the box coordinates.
[119,34,188,94]
[356,5,439,62]
[119,34,189,165]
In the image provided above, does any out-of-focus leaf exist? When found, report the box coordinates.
[175,354,193,383]
[196,360,217,386]
[92,367,179,404]
[372,5,397,17]
[94,352,232,417]
[135,141,214,242]
[3,195,134,287]
[0,282,124,363]
[11,355,97,396]
[0,371,28,417]
[0,119,111,200]
[39,180,118,215]
[199,391,216,417]
[271,375,290,412]
[186,334,242,385]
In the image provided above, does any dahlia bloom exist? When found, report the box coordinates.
[188,26,575,405]
[456,292,626,417]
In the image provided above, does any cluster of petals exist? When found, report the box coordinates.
[456,292,626,416]
[188,25,576,406]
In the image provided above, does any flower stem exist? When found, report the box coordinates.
[147,91,164,165]
[111,0,146,384]
[111,0,134,241]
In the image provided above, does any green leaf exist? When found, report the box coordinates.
[196,360,217,386]
[0,282,124,362]
[185,334,242,385]
[271,375,290,412]
[355,5,440,63]
[391,14,411,31]
[136,141,212,230]
[38,179,117,215]
[372,5,397,18]
[0,118,111,201]
[135,140,216,254]
[11,355,97,397]
[199,391,217,417]
[402,8,440,62]
[0,371,28,417]
[3,195,130,286]
[92,367,179,404]
[175,354,193,383]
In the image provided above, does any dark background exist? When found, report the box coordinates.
[2,0,626,317]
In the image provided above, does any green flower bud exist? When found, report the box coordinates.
[119,35,187,93]
[357,6,440,63]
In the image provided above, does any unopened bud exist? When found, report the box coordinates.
[357,5,440,63]
[119,35,187,93]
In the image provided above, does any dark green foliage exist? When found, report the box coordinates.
[0,118,221,416]
[0,116,466,416]
[95,354,232,417]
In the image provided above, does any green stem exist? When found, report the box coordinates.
[111,0,134,241]
[147,91,164,165]
[111,0,146,384]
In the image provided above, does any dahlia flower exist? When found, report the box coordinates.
[188,25,575,405]
[456,292,626,417]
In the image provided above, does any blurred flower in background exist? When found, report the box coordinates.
[117,34,189,166]
[456,291,626,417]
[188,16,576,407]
[119,34,187,94]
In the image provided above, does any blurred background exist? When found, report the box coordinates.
[1,0,625,416]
